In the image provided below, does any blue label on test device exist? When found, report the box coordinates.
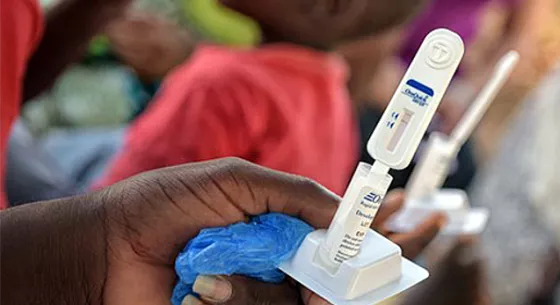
[402,79,434,107]
[364,192,382,203]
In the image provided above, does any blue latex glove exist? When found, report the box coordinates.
[172,213,314,305]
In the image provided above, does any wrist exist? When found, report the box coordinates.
[0,194,108,305]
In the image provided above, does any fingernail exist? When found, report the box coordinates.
[182,295,204,305]
[193,275,233,303]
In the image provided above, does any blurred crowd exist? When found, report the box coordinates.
[3,0,560,304]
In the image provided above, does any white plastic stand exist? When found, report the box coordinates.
[279,230,429,305]
[386,189,489,235]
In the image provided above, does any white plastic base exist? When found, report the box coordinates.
[279,230,429,305]
[386,189,489,235]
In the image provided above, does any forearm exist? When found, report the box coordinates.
[0,194,107,305]
[23,0,131,101]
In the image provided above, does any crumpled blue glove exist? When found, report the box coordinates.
[172,213,314,305]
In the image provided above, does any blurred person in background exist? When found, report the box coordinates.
[6,0,280,205]
[94,0,431,197]
[94,0,451,266]
[0,0,138,208]
[469,62,560,305]
[341,0,549,191]
[472,0,560,159]
[6,0,199,205]
[22,0,195,133]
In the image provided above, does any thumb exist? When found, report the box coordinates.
[189,275,299,305]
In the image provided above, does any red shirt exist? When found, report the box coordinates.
[97,45,358,194]
[0,0,43,209]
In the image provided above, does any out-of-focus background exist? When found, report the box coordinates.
[6,0,560,304]
[471,0,560,160]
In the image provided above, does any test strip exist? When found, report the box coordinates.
[387,109,414,152]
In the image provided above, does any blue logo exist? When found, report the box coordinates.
[402,79,434,107]
[364,192,382,203]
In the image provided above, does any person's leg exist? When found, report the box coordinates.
[6,121,78,206]
[41,127,126,190]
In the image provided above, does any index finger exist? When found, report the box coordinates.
[200,158,341,229]
[390,212,447,259]
[105,158,341,265]
[372,190,405,231]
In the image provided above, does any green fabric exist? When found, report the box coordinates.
[183,0,260,46]
[88,36,110,58]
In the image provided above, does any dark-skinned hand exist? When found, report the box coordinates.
[373,190,447,259]
[1,158,446,305]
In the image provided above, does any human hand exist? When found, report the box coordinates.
[2,158,336,305]
[102,158,341,305]
[372,190,447,259]
[400,237,490,305]
[182,190,445,304]
[106,11,193,81]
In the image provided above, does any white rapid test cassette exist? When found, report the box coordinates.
[280,29,464,305]
[388,51,519,236]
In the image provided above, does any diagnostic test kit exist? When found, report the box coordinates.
[280,29,464,305]
[387,51,520,236]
